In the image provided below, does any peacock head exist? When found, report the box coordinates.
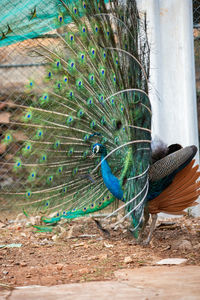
[91,143,107,157]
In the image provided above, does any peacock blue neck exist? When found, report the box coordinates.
[100,146,123,200]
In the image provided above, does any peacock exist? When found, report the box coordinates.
[0,0,199,244]
[140,142,200,244]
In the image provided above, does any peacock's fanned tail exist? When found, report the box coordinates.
[0,0,151,229]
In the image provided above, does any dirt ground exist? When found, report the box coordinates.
[0,214,200,289]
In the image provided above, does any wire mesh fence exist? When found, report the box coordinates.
[193,0,200,138]
[194,0,200,88]
[0,36,53,194]
[194,0,200,26]
[0,34,64,155]
[0,3,73,193]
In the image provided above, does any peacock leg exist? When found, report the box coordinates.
[137,207,150,242]
[141,213,158,245]
[93,218,110,237]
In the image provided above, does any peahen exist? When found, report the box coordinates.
[0,0,199,243]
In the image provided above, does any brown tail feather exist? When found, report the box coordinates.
[148,161,200,215]
[168,167,200,195]
[166,161,197,186]
[159,194,199,208]
[159,162,200,198]
[161,183,200,201]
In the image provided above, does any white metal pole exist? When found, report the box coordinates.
[137,0,162,140]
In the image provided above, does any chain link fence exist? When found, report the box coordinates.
[194,0,200,92]
[0,37,48,189]
[193,0,200,138]
[0,2,199,111]
[0,33,63,161]
[0,10,69,190]
[193,0,200,26]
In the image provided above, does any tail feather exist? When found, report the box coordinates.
[166,162,199,192]
[162,182,200,200]
[152,161,199,199]
[0,0,151,229]
[148,160,200,215]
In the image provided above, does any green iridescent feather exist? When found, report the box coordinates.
[0,0,151,234]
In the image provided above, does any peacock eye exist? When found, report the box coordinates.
[93,145,100,154]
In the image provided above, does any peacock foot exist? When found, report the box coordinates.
[138,238,151,246]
